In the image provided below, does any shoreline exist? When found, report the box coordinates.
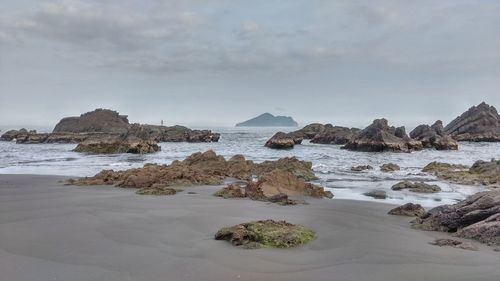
[0,174,499,281]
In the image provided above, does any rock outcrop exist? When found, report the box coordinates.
[53,109,130,134]
[215,220,315,249]
[444,102,500,142]
[68,150,318,188]
[290,123,332,139]
[265,132,298,149]
[412,189,500,245]
[0,128,35,141]
[423,160,500,187]
[214,169,332,204]
[391,181,441,193]
[410,121,458,150]
[310,126,360,145]
[388,203,426,217]
[236,113,298,127]
[1,109,220,149]
[342,119,423,152]
[73,135,161,154]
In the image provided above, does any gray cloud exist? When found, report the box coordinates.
[1,0,499,128]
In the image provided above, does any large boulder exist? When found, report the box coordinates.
[410,121,458,150]
[129,124,220,142]
[412,189,500,245]
[423,159,500,187]
[310,126,360,145]
[444,102,500,142]
[265,132,297,149]
[342,119,423,152]
[53,108,130,134]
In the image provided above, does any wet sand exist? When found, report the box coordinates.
[0,174,499,281]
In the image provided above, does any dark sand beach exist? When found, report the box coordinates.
[0,174,499,281]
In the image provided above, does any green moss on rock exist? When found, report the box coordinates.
[215,219,315,249]
[136,186,177,195]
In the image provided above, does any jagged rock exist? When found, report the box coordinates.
[429,239,478,251]
[423,160,500,187]
[68,151,319,189]
[73,135,160,154]
[236,113,298,127]
[391,181,441,193]
[342,119,423,152]
[410,121,458,150]
[444,102,500,142]
[363,190,387,199]
[53,108,130,134]
[351,165,373,172]
[215,220,315,248]
[265,132,297,149]
[310,126,360,145]
[136,186,177,195]
[128,124,219,143]
[380,163,400,172]
[412,189,500,245]
[388,203,426,217]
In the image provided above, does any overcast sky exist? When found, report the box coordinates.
[1,0,499,129]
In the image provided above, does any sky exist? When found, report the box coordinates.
[1,0,500,129]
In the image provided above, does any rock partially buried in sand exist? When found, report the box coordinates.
[363,190,387,199]
[380,163,400,172]
[213,184,246,199]
[342,119,423,152]
[136,186,177,195]
[351,165,373,172]
[388,203,426,217]
[392,181,441,193]
[423,160,500,187]
[215,220,315,249]
[412,189,500,245]
[429,238,478,251]
[265,132,298,149]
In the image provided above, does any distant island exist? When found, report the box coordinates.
[236,113,298,127]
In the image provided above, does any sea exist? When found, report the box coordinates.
[1,126,499,207]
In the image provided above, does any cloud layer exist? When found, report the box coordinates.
[1,0,500,127]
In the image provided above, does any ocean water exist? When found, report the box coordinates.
[1,127,499,207]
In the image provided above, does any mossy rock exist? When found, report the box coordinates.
[136,187,177,196]
[215,220,315,249]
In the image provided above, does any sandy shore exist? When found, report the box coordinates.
[0,174,499,281]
